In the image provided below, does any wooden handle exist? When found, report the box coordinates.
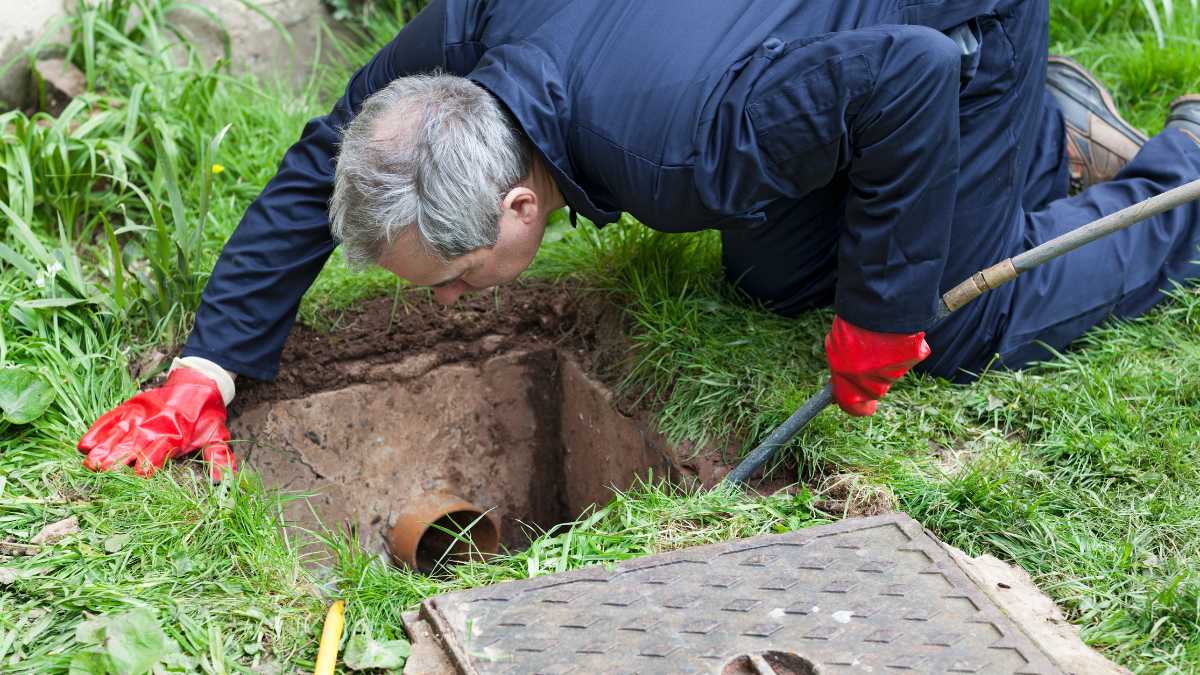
[941,259,1018,311]
[943,177,1200,314]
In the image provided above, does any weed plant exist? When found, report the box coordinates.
[0,0,1198,671]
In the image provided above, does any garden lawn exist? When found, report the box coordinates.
[1,0,1199,672]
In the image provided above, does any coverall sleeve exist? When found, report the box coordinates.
[750,26,963,333]
[181,1,449,380]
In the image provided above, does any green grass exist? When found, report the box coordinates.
[1,0,1199,672]
[1050,0,1200,133]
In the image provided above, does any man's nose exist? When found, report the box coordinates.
[433,283,466,305]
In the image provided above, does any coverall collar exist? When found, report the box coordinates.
[469,43,621,228]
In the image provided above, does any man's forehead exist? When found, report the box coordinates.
[378,228,464,286]
[379,229,432,273]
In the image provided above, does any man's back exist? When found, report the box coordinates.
[460,0,1001,232]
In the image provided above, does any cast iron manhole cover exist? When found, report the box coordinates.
[410,514,1064,674]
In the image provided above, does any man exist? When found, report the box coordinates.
[78,0,1200,480]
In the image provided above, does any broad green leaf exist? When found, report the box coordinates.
[0,367,56,424]
[343,634,411,670]
[73,608,169,675]
[103,533,131,553]
[68,647,113,675]
[101,608,168,674]
[76,615,107,644]
[158,649,195,673]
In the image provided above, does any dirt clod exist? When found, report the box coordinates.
[0,541,39,556]
[129,349,170,383]
[233,281,581,409]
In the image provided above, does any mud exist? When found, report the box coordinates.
[228,282,768,562]
[232,281,581,407]
[230,349,567,558]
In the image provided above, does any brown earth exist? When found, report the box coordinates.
[227,281,792,564]
[232,281,584,408]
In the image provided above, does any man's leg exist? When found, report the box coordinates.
[921,3,1200,378]
[724,0,1200,382]
[720,181,843,318]
[1021,90,1071,212]
[920,0,1054,378]
[721,0,1058,325]
[992,130,1200,371]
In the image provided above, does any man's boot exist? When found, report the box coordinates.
[1166,95,1200,147]
[1046,56,1147,193]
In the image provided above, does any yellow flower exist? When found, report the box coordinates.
[211,164,225,174]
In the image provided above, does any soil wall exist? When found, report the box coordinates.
[226,284,692,560]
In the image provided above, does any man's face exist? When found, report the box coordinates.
[377,186,547,305]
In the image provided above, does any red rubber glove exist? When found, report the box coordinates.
[825,315,932,417]
[77,368,235,481]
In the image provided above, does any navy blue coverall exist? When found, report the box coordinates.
[183,0,1200,383]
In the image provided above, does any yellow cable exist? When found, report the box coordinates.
[313,600,345,675]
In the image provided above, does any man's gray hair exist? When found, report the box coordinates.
[330,73,534,266]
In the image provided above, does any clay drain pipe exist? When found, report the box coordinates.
[388,491,501,573]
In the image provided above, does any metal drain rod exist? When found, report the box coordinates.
[725,177,1200,485]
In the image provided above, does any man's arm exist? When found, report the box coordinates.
[749,26,962,413]
[75,2,456,480]
[749,25,963,331]
[183,0,450,380]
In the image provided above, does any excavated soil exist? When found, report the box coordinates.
[232,281,585,406]
[228,281,778,562]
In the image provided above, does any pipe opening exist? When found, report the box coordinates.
[389,497,501,573]
[722,652,819,675]
[413,510,499,571]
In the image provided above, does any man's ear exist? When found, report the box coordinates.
[502,186,539,224]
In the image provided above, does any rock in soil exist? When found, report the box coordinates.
[0,2,66,109]
[33,57,85,116]
[30,515,79,545]
[0,541,39,556]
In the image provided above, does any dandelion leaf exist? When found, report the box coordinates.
[68,648,112,675]
[0,366,55,424]
[343,634,411,670]
[71,608,170,675]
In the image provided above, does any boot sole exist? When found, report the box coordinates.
[1170,94,1200,111]
[1047,55,1149,143]
[1168,94,1200,145]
